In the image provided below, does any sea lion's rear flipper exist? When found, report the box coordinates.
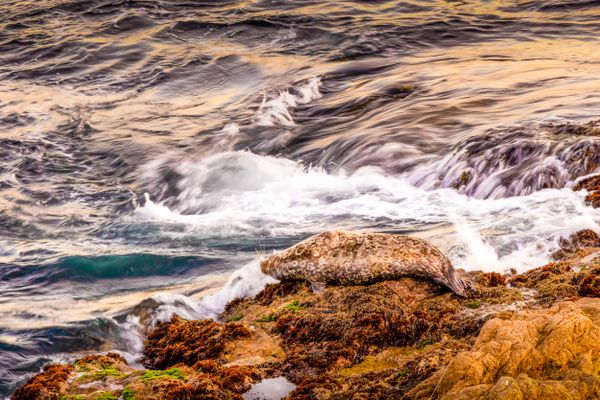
[446,266,475,297]
[310,281,327,293]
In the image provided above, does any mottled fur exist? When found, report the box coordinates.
[260,231,472,296]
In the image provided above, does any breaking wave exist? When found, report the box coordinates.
[137,150,600,273]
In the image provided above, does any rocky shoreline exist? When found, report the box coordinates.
[12,179,600,400]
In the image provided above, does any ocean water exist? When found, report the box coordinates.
[2,0,600,395]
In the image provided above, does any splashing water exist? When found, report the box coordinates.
[450,217,501,271]
[137,150,600,274]
[198,260,278,319]
[404,118,600,199]
[256,78,323,127]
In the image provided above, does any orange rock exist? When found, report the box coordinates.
[409,299,600,400]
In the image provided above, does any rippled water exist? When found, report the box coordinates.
[3,0,600,395]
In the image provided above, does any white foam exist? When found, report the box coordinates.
[135,150,600,273]
[255,78,322,126]
[117,315,145,362]
[122,260,275,327]
[450,217,501,271]
[221,122,240,136]
[214,123,241,150]
[149,292,205,323]
[136,193,179,221]
[198,259,277,319]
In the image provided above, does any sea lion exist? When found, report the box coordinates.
[260,231,472,297]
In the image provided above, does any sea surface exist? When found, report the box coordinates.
[2,0,600,395]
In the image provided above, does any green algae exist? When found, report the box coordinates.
[256,313,277,322]
[417,338,434,350]
[121,386,136,400]
[466,299,481,309]
[229,314,243,321]
[95,393,118,400]
[141,367,186,382]
[77,366,124,382]
[284,300,304,312]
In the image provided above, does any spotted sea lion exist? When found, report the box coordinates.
[260,231,472,296]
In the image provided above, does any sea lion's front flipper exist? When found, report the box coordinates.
[310,281,327,293]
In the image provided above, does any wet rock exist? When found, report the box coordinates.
[11,364,73,400]
[17,354,258,399]
[408,299,600,400]
[509,262,581,306]
[288,338,470,399]
[75,352,129,376]
[474,272,506,287]
[553,229,600,260]
[142,315,285,373]
[112,364,252,400]
[474,285,523,305]
[547,119,600,136]
[574,174,600,208]
[15,231,600,399]
[580,271,600,297]
[222,277,502,389]
[508,246,600,306]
